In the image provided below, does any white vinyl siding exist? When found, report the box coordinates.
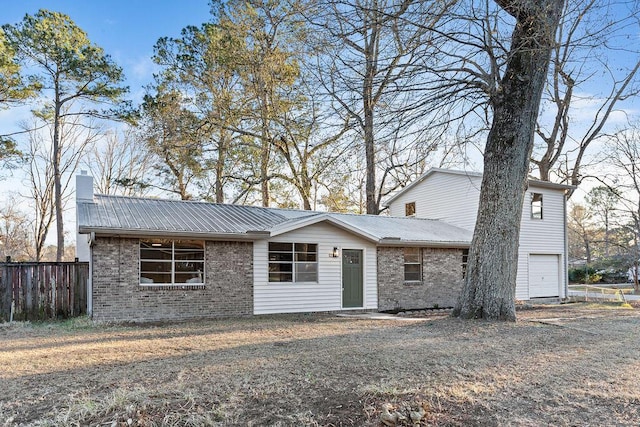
[516,186,567,299]
[387,172,481,231]
[254,222,377,314]
[387,171,568,301]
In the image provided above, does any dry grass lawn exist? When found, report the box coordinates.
[1,303,640,426]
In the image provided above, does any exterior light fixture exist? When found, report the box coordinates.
[331,247,339,258]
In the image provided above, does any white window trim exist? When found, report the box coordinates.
[403,247,422,283]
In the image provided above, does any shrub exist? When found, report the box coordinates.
[569,267,602,284]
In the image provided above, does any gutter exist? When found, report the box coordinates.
[88,234,94,317]
[78,227,271,241]
[377,238,470,248]
[563,191,569,299]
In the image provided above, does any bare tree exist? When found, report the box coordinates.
[567,203,595,264]
[306,0,456,214]
[531,0,640,190]
[604,126,640,290]
[83,129,154,197]
[22,114,100,261]
[585,186,620,258]
[453,0,564,321]
[0,201,33,261]
[24,125,54,261]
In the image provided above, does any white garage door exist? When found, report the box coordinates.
[529,254,560,298]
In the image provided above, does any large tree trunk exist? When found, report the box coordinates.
[54,95,64,263]
[215,130,226,204]
[363,13,379,216]
[363,58,377,215]
[453,0,563,321]
[260,135,270,207]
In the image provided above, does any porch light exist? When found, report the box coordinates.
[331,247,339,258]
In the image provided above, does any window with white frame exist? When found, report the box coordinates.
[404,247,421,282]
[140,239,205,285]
[268,242,318,283]
[531,193,543,219]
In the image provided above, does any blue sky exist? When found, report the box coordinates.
[3,0,213,97]
[0,1,213,229]
[1,1,637,240]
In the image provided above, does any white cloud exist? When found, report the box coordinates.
[129,55,159,82]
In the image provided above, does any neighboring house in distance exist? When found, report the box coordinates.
[75,172,472,322]
[384,168,574,301]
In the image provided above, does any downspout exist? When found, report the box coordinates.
[87,232,95,317]
[563,191,569,300]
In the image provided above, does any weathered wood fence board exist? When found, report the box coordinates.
[0,262,88,321]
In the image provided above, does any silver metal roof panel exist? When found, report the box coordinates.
[78,195,296,235]
[78,194,472,246]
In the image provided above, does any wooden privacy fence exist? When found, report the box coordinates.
[0,261,88,321]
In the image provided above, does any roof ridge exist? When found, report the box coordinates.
[326,211,443,222]
[93,194,450,222]
[93,193,292,214]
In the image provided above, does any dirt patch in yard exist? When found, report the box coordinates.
[1,303,640,426]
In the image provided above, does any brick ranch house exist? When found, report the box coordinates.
[75,173,472,322]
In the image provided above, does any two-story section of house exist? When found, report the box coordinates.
[385,168,574,301]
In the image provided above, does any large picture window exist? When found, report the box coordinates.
[140,239,205,285]
[269,242,318,283]
[404,247,421,282]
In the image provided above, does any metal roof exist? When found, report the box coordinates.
[328,213,472,246]
[78,195,291,238]
[78,194,472,246]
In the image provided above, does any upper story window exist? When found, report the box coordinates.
[404,247,421,282]
[405,202,416,217]
[140,239,205,285]
[268,242,318,283]
[531,193,543,219]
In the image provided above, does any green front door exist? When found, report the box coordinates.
[342,249,363,308]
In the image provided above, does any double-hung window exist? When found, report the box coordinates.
[140,239,205,285]
[404,247,422,282]
[268,242,318,283]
